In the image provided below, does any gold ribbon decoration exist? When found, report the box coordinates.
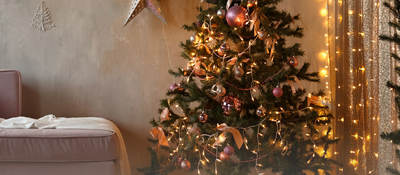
[216,123,243,149]
[150,127,169,147]
[307,95,324,107]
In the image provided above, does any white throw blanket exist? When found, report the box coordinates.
[0,115,131,175]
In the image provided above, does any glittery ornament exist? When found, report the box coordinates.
[219,151,230,160]
[206,36,217,48]
[180,160,191,170]
[222,96,241,115]
[222,96,234,115]
[226,5,248,27]
[170,102,186,117]
[223,145,235,155]
[217,8,226,19]
[211,83,226,97]
[256,105,267,117]
[273,87,283,98]
[160,108,170,121]
[288,57,299,67]
[198,112,208,123]
[124,0,166,26]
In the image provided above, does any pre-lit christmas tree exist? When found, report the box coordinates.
[380,0,400,174]
[139,0,337,174]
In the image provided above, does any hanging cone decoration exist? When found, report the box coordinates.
[32,1,55,32]
[124,0,166,26]
[146,0,166,23]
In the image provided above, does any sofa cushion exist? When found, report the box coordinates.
[0,129,118,162]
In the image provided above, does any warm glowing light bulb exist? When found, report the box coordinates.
[320,8,328,16]
[319,51,328,60]
[350,159,358,167]
[320,69,328,77]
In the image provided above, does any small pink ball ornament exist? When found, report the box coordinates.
[273,87,283,98]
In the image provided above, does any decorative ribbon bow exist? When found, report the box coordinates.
[150,127,169,147]
[216,123,243,149]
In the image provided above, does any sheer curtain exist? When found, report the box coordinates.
[330,0,395,174]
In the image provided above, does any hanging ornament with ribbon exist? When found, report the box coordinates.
[124,0,167,26]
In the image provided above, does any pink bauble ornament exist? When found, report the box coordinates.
[288,57,299,67]
[181,160,191,170]
[226,5,248,27]
[273,87,283,98]
[223,145,235,155]
[219,151,230,161]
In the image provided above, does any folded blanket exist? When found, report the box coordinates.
[0,115,131,175]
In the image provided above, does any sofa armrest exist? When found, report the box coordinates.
[0,70,21,118]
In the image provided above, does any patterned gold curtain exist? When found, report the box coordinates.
[331,0,395,174]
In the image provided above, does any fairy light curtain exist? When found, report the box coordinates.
[330,0,395,174]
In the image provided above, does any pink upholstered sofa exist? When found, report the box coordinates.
[0,70,121,175]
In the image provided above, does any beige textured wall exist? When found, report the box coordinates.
[0,0,326,174]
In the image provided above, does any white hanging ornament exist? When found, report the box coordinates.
[160,108,170,121]
[32,1,55,32]
[124,0,167,26]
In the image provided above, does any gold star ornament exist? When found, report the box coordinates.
[124,0,166,26]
